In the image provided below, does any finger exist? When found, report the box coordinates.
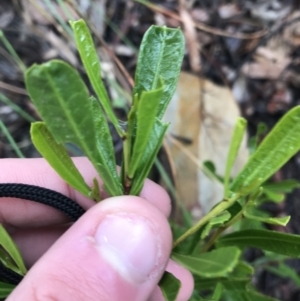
[10,224,69,268]
[7,196,172,301]
[165,259,194,301]
[148,259,194,301]
[0,158,171,227]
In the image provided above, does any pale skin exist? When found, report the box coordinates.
[0,157,194,301]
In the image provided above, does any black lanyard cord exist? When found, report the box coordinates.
[0,183,86,286]
[0,184,86,221]
[0,263,23,285]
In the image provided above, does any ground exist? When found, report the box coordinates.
[1,0,300,300]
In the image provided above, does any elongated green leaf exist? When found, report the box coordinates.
[212,283,223,300]
[194,276,250,291]
[90,97,122,195]
[224,118,247,197]
[0,225,26,275]
[232,261,254,277]
[0,248,24,275]
[25,60,122,196]
[172,247,241,278]
[133,25,184,119]
[222,290,280,301]
[263,179,300,193]
[262,189,285,203]
[218,229,300,257]
[230,106,300,196]
[31,122,91,197]
[249,122,268,154]
[244,207,290,226]
[91,98,123,195]
[158,271,181,301]
[194,260,253,290]
[190,291,215,301]
[0,282,15,298]
[70,19,123,137]
[130,119,169,195]
[128,82,164,178]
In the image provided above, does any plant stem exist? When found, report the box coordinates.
[122,105,137,194]
[201,209,245,252]
[172,194,240,248]
[201,197,255,252]
[201,227,225,253]
[0,93,35,123]
[0,120,25,158]
[122,136,132,194]
[0,30,26,74]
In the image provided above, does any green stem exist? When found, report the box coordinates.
[173,194,240,248]
[200,195,258,252]
[0,120,25,158]
[0,93,35,123]
[123,136,132,194]
[0,30,26,73]
[201,209,245,253]
[122,104,137,193]
[201,227,225,253]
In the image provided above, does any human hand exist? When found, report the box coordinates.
[0,157,194,301]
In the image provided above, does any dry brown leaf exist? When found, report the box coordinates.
[241,46,291,79]
[180,6,201,73]
[164,72,202,213]
[164,72,248,216]
[218,3,241,19]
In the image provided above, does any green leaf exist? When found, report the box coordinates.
[130,119,169,195]
[90,96,122,196]
[0,282,15,298]
[244,207,290,226]
[158,271,181,301]
[0,247,26,277]
[231,261,254,277]
[128,81,164,178]
[172,246,241,278]
[0,225,26,275]
[133,25,184,119]
[201,211,231,239]
[263,179,300,193]
[218,229,300,257]
[25,60,122,196]
[190,291,215,301]
[230,106,300,196]
[193,260,253,291]
[212,283,223,300]
[70,19,123,137]
[224,118,247,197]
[222,290,280,301]
[249,122,268,155]
[262,189,285,203]
[31,122,91,198]
[193,276,250,291]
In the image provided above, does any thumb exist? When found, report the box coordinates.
[7,196,172,301]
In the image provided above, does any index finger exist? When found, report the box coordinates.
[0,157,171,228]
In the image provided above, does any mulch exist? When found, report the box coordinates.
[1,0,300,300]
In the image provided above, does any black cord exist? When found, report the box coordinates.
[0,263,23,285]
[0,184,85,221]
[0,183,86,286]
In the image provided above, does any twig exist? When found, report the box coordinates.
[0,81,27,95]
[135,0,268,40]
